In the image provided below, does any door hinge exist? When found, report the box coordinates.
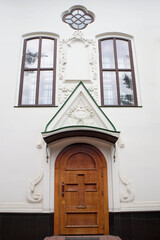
[101,171,103,177]
[102,190,104,195]
[103,224,105,229]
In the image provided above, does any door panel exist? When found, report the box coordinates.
[59,145,104,235]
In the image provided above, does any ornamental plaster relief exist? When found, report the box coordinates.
[53,90,108,130]
[116,137,135,203]
[45,82,117,133]
[119,166,135,203]
[66,97,95,125]
[58,31,98,105]
[26,140,45,203]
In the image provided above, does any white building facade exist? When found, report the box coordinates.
[0,0,160,239]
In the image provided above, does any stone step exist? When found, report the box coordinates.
[44,236,121,240]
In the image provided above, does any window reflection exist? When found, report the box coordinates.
[41,39,54,68]
[38,71,53,104]
[101,40,115,69]
[103,72,118,105]
[100,37,137,106]
[25,39,39,68]
[119,72,134,105]
[22,71,37,105]
[19,37,56,106]
[116,40,130,69]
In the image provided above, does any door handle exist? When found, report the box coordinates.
[62,182,65,197]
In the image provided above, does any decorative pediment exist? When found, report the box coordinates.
[42,82,120,143]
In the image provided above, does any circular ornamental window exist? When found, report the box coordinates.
[62,6,95,30]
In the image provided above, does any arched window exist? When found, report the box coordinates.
[18,36,57,106]
[99,37,137,106]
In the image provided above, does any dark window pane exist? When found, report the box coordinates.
[38,71,53,105]
[101,40,115,69]
[22,71,37,105]
[25,39,39,68]
[103,72,118,105]
[41,39,54,68]
[116,40,131,69]
[119,72,134,105]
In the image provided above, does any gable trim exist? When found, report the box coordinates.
[44,81,117,132]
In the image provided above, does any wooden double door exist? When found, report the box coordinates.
[54,143,109,235]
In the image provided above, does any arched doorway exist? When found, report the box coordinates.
[54,143,109,235]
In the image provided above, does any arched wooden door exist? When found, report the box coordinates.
[54,143,109,235]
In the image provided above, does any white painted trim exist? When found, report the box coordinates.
[0,202,42,213]
[43,153,51,212]
[120,201,160,212]
[22,32,59,38]
[96,32,133,39]
[1,201,160,213]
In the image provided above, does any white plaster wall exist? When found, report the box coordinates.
[0,0,160,212]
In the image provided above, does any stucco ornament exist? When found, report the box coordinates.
[67,98,95,125]
[43,82,119,134]
[119,167,135,203]
[26,140,45,203]
[58,31,98,105]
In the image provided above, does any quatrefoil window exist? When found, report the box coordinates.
[62,6,95,30]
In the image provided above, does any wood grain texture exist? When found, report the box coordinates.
[54,143,109,235]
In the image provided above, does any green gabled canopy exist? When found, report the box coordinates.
[42,81,120,144]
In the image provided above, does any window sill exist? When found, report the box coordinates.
[14,105,58,108]
[101,105,142,108]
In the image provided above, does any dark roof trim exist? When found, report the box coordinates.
[43,129,119,144]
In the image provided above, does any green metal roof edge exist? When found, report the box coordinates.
[42,125,120,135]
[79,82,117,131]
[44,81,117,132]
[45,81,82,132]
